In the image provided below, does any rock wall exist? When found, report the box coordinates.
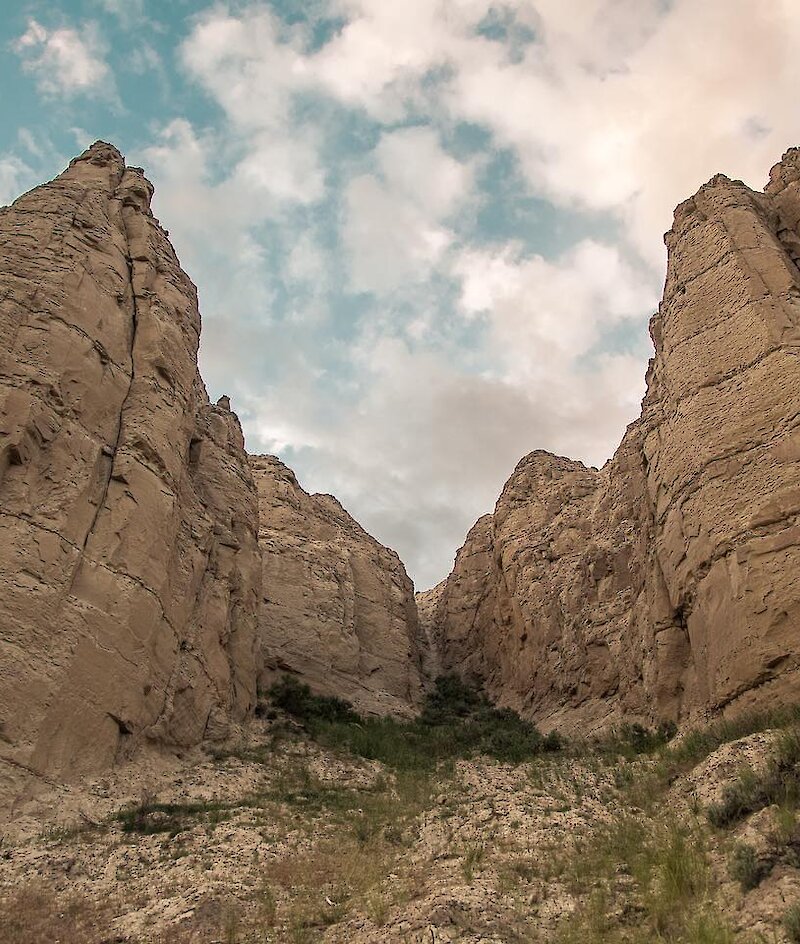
[0,143,262,801]
[252,455,426,715]
[3,138,798,799]
[421,149,800,734]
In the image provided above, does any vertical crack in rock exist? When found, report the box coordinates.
[75,184,141,567]
[0,143,262,805]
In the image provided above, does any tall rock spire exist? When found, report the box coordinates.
[0,142,262,801]
[421,148,800,733]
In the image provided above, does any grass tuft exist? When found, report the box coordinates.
[786,902,800,943]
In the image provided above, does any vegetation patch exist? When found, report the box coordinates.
[727,842,767,891]
[660,706,800,784]
[591,720,677,760]
[785,901,800,943]
[556,817,733,943]
[268,673,562,770]
[116,794,257,836]
[707,729,800,828]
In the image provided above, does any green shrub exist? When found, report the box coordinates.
[595,720,677,759]
[785,902,800,942]
[116,795,249,835]
[687,913,736,944]
[268,673,562,770]
[727,842,766,891]
[659,705,800,783]
[708,729,800,828]
[267,675,360,724]
[419,674,483,724]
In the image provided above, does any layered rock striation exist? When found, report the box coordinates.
[3,139,799,800]
[421,149,800,733]
[252,455,425,715]
[0,143,262,798]
[0,142,429,806]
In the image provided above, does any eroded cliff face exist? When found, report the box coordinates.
[421,149,800,734]
[2,139,798,802]
[0,143,262,800]
[252,455,426,715]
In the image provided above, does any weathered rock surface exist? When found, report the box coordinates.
[0,143,262,803]
[252,455,425,715]
[421,148,800,733]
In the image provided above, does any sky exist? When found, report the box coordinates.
[1,1,799,590]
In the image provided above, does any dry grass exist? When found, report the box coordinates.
[0,884,119,944]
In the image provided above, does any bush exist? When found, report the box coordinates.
[595,720,677,759]
[708,729,800,828]
[728,842,767,891]
[418,674,484,725]
[267,675,360,724]
[268,673,562,770]
[785,902,800,943]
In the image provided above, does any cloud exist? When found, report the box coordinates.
[341,126,474,294]
[138,120,277,320]
[232,234,657,589]
[13,18,115,100]
[93,0,146,27]
[180,9,326,204]
[152,0,799,590]
[243,314,651,590]
[446,0,800,265]
[180,8,305,130]
[455,239,657,378]
[253,0,799,268]
[0,154,36,207]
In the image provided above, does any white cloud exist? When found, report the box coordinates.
[446,0,800,265]
[127,42,164,77]
[14,18,115,100]
[0,155,36,207]
[374,126,472,218]
[289,0,800,268]
[342,127,473,293]
[455,239,657,378]
[180,10,326,205]
[137,120,276,324]
[181,9,305,131]
[235,132,325,205]
[93,0,146,27]
[159,0,800,589]
[244,317,651,589]
[177,1,800,270]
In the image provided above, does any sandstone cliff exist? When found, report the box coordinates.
[0,143,262,800]
[420,148,800,734]
[252,455,425,715]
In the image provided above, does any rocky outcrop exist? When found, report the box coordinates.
[252,455,425,715]
[421,148,800,734]
[0,143,262,801]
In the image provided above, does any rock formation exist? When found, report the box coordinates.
[0,142,431,805]
[3,137,800,802]
[420,149,800,734]
[252,455,425,715]
[0,143,262,800]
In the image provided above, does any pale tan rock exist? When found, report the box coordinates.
[252,454,425,715]
[422,148,800,733]
[0,143,262,805]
